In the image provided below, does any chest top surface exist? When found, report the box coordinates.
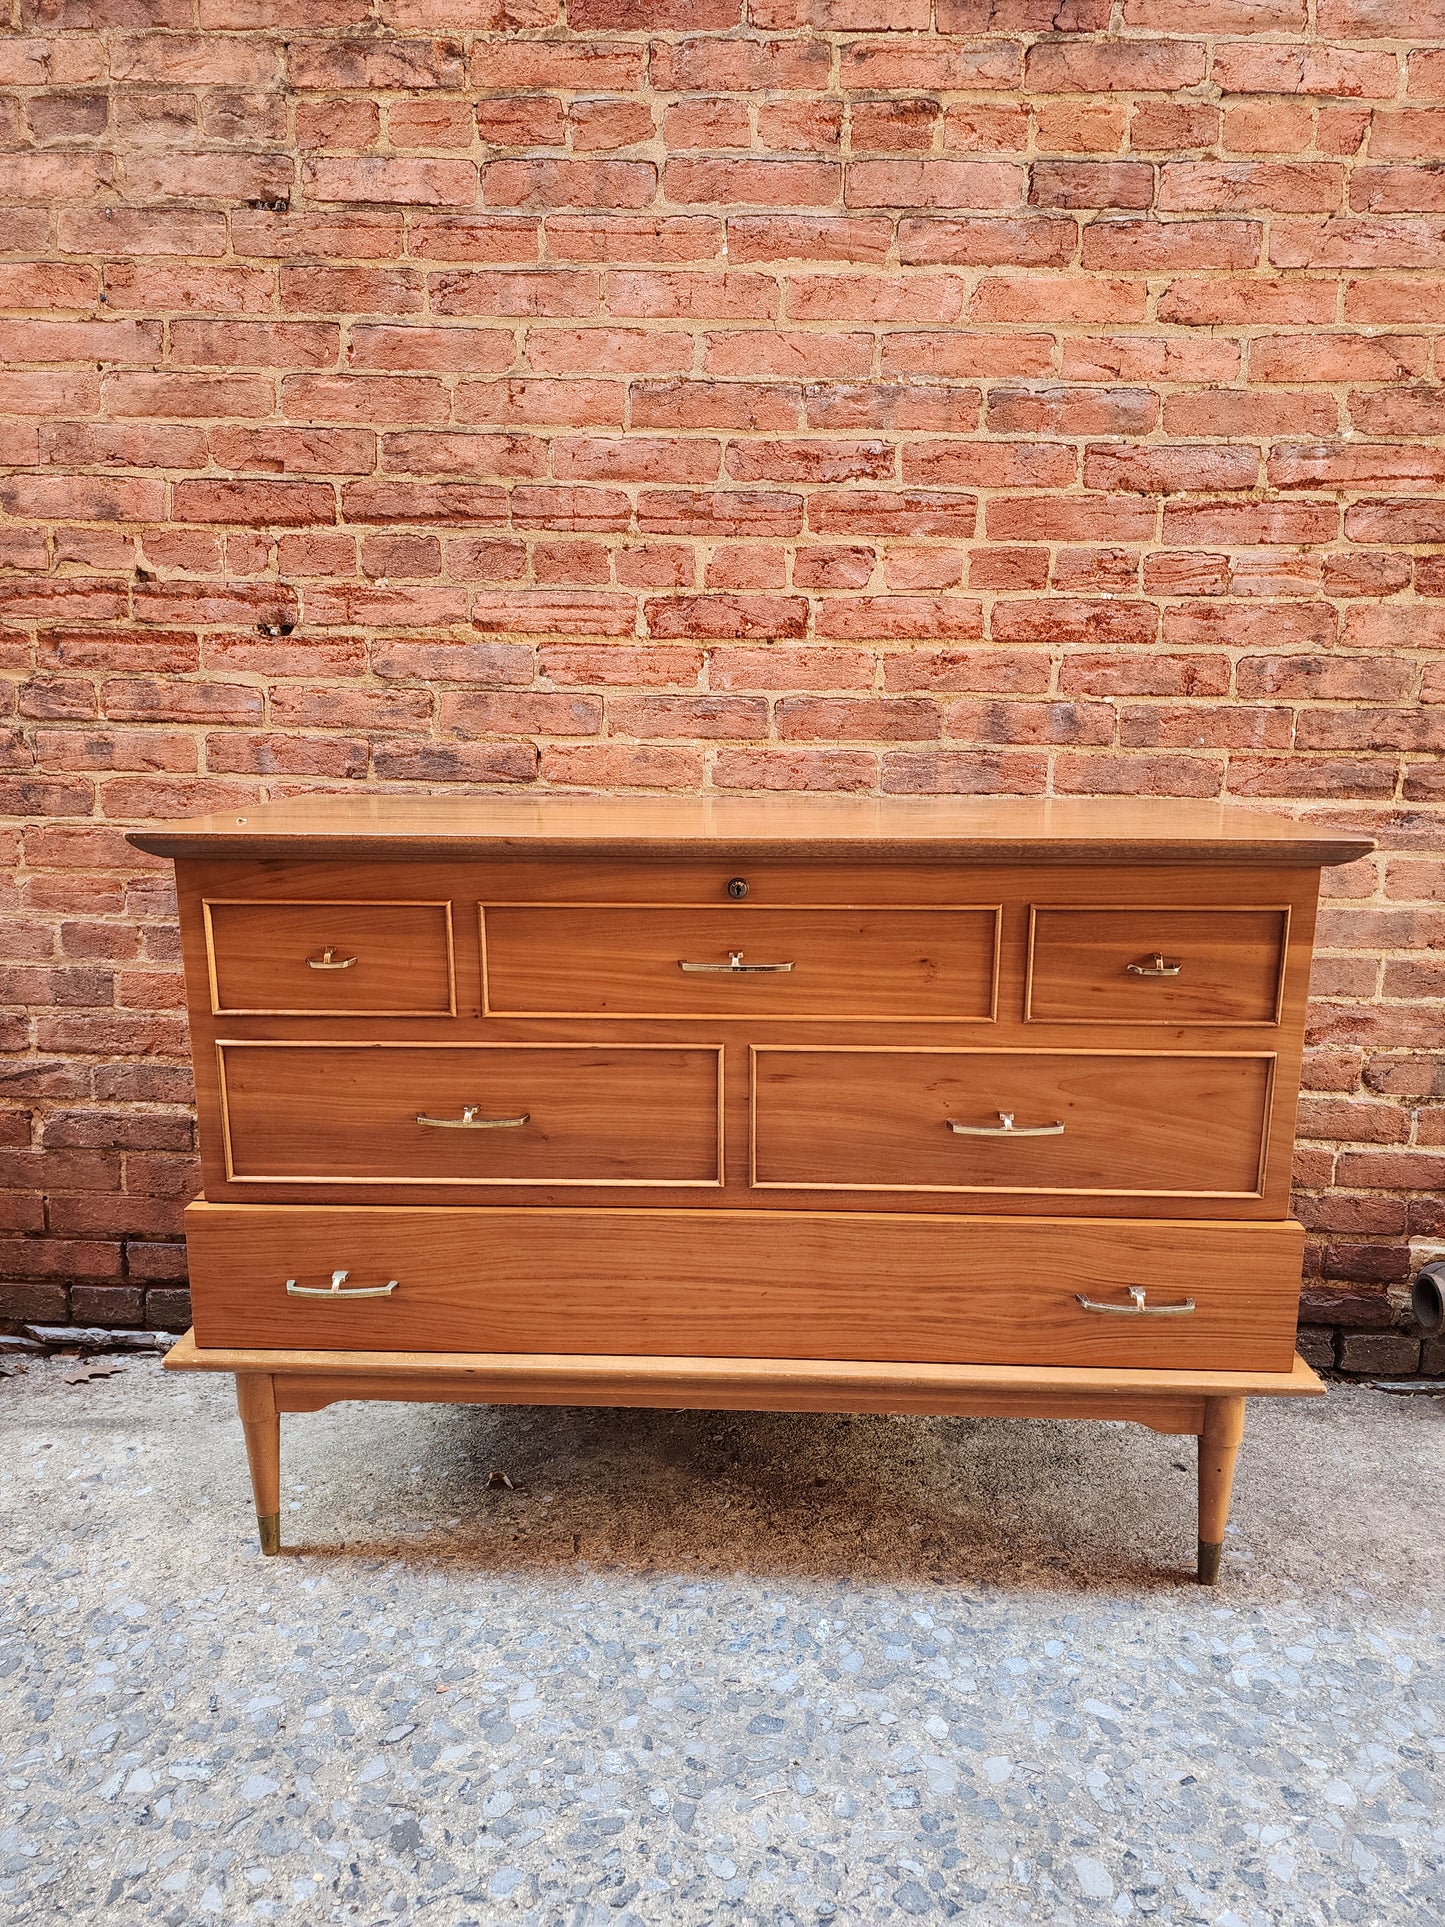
[127,794,1373,868]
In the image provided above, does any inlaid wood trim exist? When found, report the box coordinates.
[748,1045,1276,1199]
[215,1040,726,1190]
[203,898,458,1018]
[1023,903,1291,1027]
[477,902,1003,1022]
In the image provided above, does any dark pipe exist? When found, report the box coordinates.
[1412,1260,1445,1336]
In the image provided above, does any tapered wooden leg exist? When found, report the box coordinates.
[1196,1395,1246,1585]
[236,1372,281,1556]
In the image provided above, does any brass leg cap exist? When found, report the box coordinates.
[1197,1539,1223,1586]
[257,1512,281,1557]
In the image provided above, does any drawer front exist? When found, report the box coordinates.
[1027,907,1287,1025]
[481,904,999,1019]
[217,1043,722,1187]
[205,900,455,1016]
[183,1202,1304,1371]
[752,1048,1272,1198]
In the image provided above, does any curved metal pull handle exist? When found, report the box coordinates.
[286,1268,398,1300]
[679,950,794,974]
[416,1105,530,1129]
[307,946,357,970]
[1075,1285,1195,1317]
[947,1110,1065,1137]
[1127,953,1183,977]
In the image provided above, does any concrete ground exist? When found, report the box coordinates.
[0,1358,1441,1927]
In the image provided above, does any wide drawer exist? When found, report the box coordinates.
[183,1202,1304,1371]
[217,1043,722,1187]
[751,1048,1272,1198]
[481,904,999,1019]
[205,899,455,1016]
[1027,907,1287,1025]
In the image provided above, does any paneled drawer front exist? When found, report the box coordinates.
[218,1044,722,1187]
[752,1049,1272,1198]
[481,905,999,1019]
[205,900,455,1016]
[183,1202,1303,1372]
[1027,907,1287,1025]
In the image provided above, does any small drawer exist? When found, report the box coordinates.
[217,1042,721,1187]
[481,904,999,1020]
[183,1201,1304,1371]
[205,900,455,1016]
[752,1047,1273,1199]
[1026,907,1287,1025]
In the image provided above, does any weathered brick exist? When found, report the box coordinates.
[1,0,1443,1333]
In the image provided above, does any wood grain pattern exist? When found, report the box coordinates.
[1026,907,1288,1026]
[751,1048,1273,1199]
[205,899,455,1017]
[164,1325,1326,1399]
[128,794,1376,869]
[482,903,1000,1020]
[181,1203,1306,1371]
[171,856,1319,1219]
[217,1042,724,1188]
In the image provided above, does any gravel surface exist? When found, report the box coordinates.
[1,1356,1441,1925]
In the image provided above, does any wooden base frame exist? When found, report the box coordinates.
[164,1332,1321,1584]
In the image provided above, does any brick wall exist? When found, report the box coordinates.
[1,0,1442,1366]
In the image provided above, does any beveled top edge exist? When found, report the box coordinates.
[126,794,1376,867]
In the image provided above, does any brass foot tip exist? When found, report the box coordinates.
[1197,1539,1223,1586]
[257,1512,281,1557]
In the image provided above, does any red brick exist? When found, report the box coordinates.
[486,160,657,209]
[610,693,769,741]
[1344,501,1445,546]
[527,328,692,375]
[994,599,1159,647]
[846,161,1026,211]
[553,438,720,484]
[380,431,542,477]
[880,749,1048,793]
[455,379,627,426]
[715,747,877,790]
[646,594,807,638]
[808,491,977,539]
[881,333,1053,379]
[0,475,165,524]
[305,157,476,206]
[631,381,800,432]
[1158,162,1345,214]
[727,216,892,264]
[543,743,703,788]
[174,480,336,526]
[471,96,566,148]
[816,598,985,640]
[510,486,631,532]
[1216,43,1398,99]
[1158,277,1337,326]
[710,645,873,689]
[652,36,827,92]
[1026,41,1205,92]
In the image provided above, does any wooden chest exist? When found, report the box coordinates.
[133,795,1371,1579]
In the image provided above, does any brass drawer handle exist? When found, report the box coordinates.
[1076,1285,1195,1317]
[307,946,358,970]
[679,950,794,974]
[1127,954,1183,977]
[947,1110,1065,1137]
[416,1105,530,1129]
[286,1268,398,1299]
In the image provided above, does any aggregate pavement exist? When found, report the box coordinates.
[0,1356,1441,1925]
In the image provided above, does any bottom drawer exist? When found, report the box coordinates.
[184,1203,1304,1372]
